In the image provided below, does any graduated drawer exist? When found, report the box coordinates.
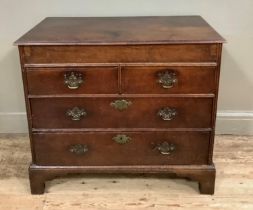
[22,44,218,64]
[122,66,216,94]
[30,97,213,129]
[26,67,118,94]
[33,131,210,166]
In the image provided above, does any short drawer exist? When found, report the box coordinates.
[122,66,217,94]
[22,44,218,64]
[26,67,118,94]
[33,131,210,166]
[30,97,213,129]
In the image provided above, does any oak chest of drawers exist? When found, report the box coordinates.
[15,16,225,194]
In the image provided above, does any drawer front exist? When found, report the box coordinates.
[33,131,210,166]
[122,66,216,94]
[31,97,212,129]
[23,44,217,64]
[26,67,118,94]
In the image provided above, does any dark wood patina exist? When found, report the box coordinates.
[15,16,225,194]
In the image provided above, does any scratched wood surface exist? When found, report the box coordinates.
[0,134,252,210]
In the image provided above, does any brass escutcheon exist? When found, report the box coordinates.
[110,99,132,111]
[113,134,131,144]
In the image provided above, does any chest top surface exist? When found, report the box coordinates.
[14,16,225,46]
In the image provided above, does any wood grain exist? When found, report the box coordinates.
[30,97,213,129]
[122,66,217,94]
[14,16,225,45]
[0,135,252,210]
[26,67,119,94]
[22,44,218,64]
[32,131,210,166]
[15,16,225,195]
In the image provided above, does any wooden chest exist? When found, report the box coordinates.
[15,16,225,194]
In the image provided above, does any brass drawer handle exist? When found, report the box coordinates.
[158,107,177,121]
[69,144,88,155]
[66,106,87,121]
[110,99,132,111]
[157,70,177,89]
[113,134,131,144]
[64,71,84,89]
[155,142,176,155]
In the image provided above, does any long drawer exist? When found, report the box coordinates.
[22,44,218,63]
[33,131,210,166]
[30,97,213,129]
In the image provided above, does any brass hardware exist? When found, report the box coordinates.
[158,107,177,121]
[157,70,177,88]
[155,142,176,155]
[113,134,131,144]
[66,107,87,121]
[69,144,88,155]
[64,72,83,89]
[110,99,132,111]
